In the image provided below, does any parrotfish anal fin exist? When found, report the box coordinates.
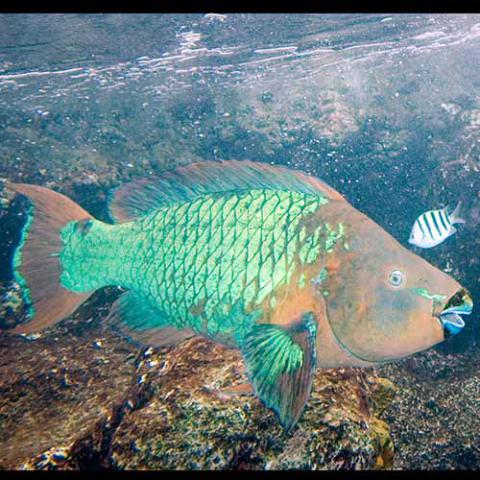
[241,312,318,432]
[106,291,196,347]
[109,160,345,222]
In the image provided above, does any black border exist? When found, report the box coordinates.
[1,2,480,14]
[1,5,480,477]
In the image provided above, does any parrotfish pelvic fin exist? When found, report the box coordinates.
[240,312,318,432]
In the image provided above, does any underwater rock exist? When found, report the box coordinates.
[0,323,395,470]
[378,346,480,470]
[105,337,393,470]
[0,282,23,328]
[0,319,137,470]
[236,88,360,150]
[369,377,396,417]
[369,418,394,470]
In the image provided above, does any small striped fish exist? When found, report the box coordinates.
[409,202,466,248]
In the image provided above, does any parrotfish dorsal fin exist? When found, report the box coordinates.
[240,312,318,432]
[109,160,345,222]
[106,291,196,347]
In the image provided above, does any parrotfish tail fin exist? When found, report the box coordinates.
[6,182,93,335]
[449,201,466,224]
[240,312,318,432]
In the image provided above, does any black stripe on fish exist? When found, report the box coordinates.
[437,210,449,235]
[443,209,452,226]
[438,209,449,231]
[416,217,426,237]
[434,210,447,236]
[421,213,434,240]
[430,211,442,238]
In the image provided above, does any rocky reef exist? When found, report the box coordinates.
[0,311,395,470]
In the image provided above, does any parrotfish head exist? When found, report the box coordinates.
[314,205,473,364]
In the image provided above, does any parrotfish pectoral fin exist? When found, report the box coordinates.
[106,291,196,347]
[240,312,318,432]
[108,160,345,222]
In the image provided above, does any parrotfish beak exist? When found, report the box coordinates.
[437,288,473,338]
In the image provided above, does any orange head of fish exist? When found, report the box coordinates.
[311,204,473,365]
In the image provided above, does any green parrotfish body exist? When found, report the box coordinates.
[7,161,473,430]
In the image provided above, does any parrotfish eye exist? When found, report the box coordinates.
[388,270,405,288]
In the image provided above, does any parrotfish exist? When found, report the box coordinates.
[6,161,473,431]
[409,202,465,248]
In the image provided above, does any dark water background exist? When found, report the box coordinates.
[1,13,479,353]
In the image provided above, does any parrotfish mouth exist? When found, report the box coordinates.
[437,288,473,337]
